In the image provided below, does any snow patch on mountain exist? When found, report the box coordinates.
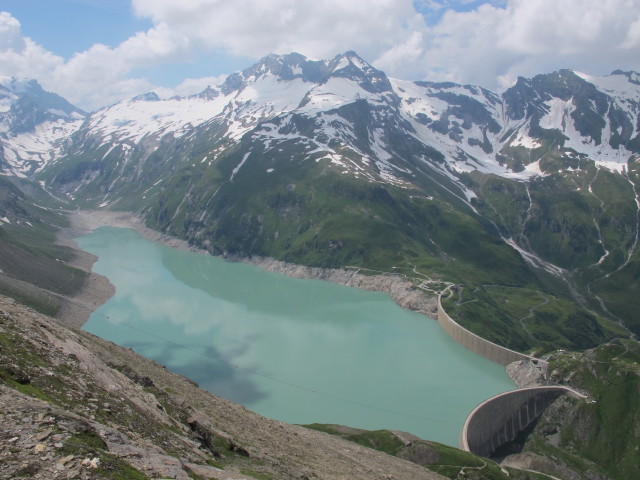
[230,152,252,182]
[539,96,633,167]
[575,71,640,100]
[0,77,86,175]
[6,54,640,196]
[2,118,84,176]
[223,75,312,140]
[86,94,231,145]
[300,77,389,114]
[390,78,534,180]
[508,121,542,149]
[539,97,574,131]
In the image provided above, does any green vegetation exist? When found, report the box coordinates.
[302,424,552,480]
[519,342,640,480]
[312,426,407,456]
[0,275,62,316]
[462,162,640,343]
[442,286,624,352]
[239,468,273,480]
[0,177,85,315]
[61,431,147,480]
[137,142,537,297]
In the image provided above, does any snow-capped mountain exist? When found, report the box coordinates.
[4,52,640,345]
[65,51,396,152]
[500,69,640,171]
[0,77,86,177]
[37,52,639,204]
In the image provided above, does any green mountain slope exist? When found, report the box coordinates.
[0,177,86,315]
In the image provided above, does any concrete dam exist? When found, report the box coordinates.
[459,386,585,457]
[437,293,547,368]
[437,291,586,457]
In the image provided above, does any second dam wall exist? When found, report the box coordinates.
[437,294,546,368]
[459,386,585,457]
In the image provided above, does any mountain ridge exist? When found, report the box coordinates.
[2,53,640,480]
[0,76,86,177]
[2,51,640,349]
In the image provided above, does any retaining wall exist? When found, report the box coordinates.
[459,386,583,457]
[437,294,546,367]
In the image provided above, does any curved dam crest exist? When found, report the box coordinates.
[437,291,548,368]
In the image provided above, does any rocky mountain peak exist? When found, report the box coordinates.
[0,77,86,176]
[131,91,161,103]
[327,51,393,93]
[609,69,640,86]
[0,77,42,96]
[218,52,329,95]
[0,77,85,136]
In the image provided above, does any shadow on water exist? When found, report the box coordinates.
[79,227,516,446]
[124,339,267,404]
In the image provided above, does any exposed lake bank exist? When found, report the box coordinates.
[62,209,439,328]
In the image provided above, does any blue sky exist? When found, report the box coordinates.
[1,0,639,111]
[3,1,148,58]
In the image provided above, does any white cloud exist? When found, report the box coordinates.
[376,0,640,89]
[131,0,640,92]
[154,74,229,99]
[2,0,640,111]
[46,23,193,108]
[0,11,24,50]
[0,12,64,81]
[0,12,196,110]
[131,0,424,62]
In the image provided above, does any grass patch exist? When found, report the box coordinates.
[301,424,525,480]
[442,285,620,352]
[61,430,147,480]
[239,468,273,480]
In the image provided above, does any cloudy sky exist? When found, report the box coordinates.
[1,0,639,111]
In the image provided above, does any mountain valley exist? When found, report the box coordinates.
[3,52,638,349]
[1,52,640,479]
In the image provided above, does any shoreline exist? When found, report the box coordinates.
[61,209,439,328]
[54,214,116,329]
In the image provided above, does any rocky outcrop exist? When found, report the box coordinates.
[244,256,439,318]
[506,360,546,388]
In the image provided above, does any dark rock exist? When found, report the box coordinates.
[16,462,40,476]
[6,364,31,384]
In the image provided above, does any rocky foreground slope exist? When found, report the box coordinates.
[0,294,451,480]
[6,289,587,480]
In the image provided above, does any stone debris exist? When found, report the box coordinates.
[81,457,100,469]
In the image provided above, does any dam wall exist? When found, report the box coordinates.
[459,386,584,457]
[437,294,546,367]
[438,293,585,458]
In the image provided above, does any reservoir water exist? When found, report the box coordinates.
[78,226,514,446]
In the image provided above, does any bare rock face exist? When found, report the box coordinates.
[506,360,546,388]
[245,256,439,319]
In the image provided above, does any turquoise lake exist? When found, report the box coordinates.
[77,226,514,446]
